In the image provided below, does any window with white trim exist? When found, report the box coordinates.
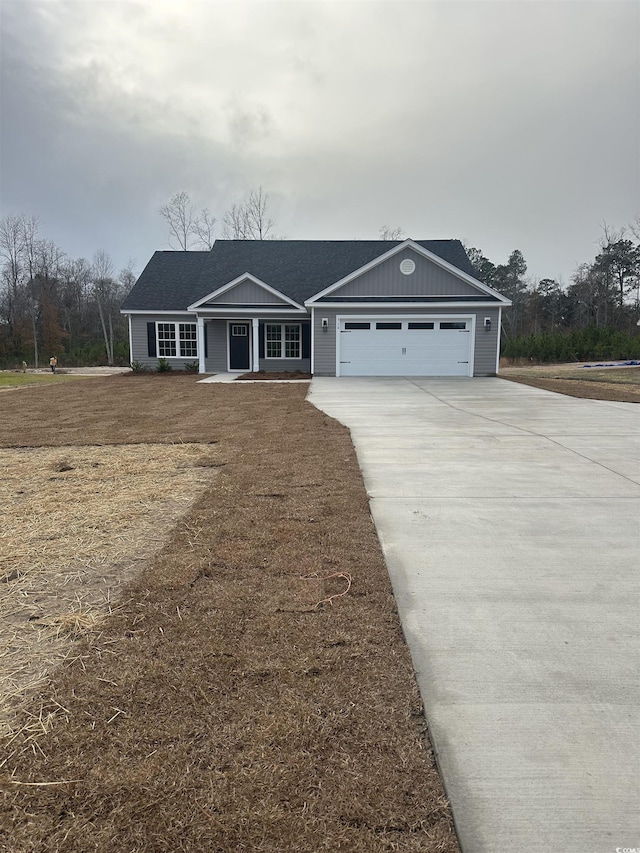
[157,322,198,358]
[265,323,301,359]
[179,323,198,357]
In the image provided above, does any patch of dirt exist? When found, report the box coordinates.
[0,444,220,736]
[0,376,459,853]
[54,367,132,375]
[501,366,640,402]
[501,362,640,378]
[1,367,132,377]
[236,370,312,380]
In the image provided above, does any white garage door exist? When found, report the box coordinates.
[338,318,472,376]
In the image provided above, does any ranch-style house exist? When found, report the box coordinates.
[121,238,511,377]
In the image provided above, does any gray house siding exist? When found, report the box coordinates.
[129,314,199,370]
[313,307,500,376]
[205,279,290,305]
[331,248,482,298]
[473,308,500,375]
[203,319,227,372]
[259,358,310,372]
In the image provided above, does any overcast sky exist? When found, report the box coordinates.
[1,0,639,284]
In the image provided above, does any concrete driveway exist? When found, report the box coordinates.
[309,377,639,853]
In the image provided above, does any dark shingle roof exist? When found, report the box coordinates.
[121,240,477,312]
[121,251,210,311]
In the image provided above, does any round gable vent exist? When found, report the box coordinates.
[400,258,416,275]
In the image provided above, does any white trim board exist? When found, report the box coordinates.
[314,301,502,309]
[192,307,307,316]
[127,316,133,366]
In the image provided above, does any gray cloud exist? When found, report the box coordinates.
[1,0,638,281]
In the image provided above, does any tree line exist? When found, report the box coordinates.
[0,214,132,369]
[466,223,640,361]
[1,193,638,369]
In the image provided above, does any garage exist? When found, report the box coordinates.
[337,317,473,377]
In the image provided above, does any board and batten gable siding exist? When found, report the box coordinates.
[330,248,483,298]
[313,307,500,376]
[205,280,290,305]
[129,314,201,369]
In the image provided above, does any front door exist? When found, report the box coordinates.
[228,323,250,371]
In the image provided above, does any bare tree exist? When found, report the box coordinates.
[160,192,197,250]
[36,239,65,281]
[379,225,404,240]
[92,250,117,365]
[222,186,275,240]
[20,216,43,367]
[193,208,216,250]
[34,239,66,360]
[59,257,92,337]
[20,214,40,281]
[160,192,217,250]
[118,259,137,293]
[0,214,25,302]
[0,215,26,346]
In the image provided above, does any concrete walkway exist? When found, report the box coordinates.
[308,377,640,853]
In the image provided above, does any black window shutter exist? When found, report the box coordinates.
[147,322,156,357]
[203,323,208,358]
[259,323,265,359]
[302,322,310,359]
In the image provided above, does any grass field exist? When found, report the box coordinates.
[0,374,459,853]
[0,373,84,389]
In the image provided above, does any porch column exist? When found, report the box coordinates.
[251,318,260,372]
[197,316,206,374]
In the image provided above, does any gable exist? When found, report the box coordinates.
[189,240,479,306]
[327,247,485,299]
[204,278,292,306]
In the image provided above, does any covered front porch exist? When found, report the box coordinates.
[194,314,311,375]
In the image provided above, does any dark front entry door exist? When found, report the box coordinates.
[229,323,250,370]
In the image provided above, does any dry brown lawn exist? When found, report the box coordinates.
[0,443,220,737]
[0,375,459,853]
[500,364,640,402]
